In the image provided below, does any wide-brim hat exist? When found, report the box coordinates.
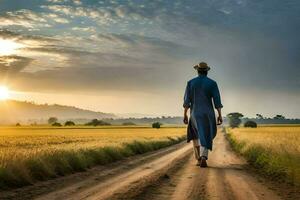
[193,62,211,71]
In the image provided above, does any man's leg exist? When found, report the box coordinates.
[192,139,201,165]
[199,145,208,167]
[200,146,208,160]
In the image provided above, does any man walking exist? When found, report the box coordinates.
[183,62,223,167]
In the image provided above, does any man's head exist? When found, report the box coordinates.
[193,62,210,75]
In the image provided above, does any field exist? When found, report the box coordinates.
[0,126,186,189]
[227,126,300,186]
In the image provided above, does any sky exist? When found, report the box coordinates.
[0,0,299,118]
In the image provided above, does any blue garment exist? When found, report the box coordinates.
[183,75,223,150]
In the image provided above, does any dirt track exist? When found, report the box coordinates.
[133,129,286,200]
[1,129,299,200]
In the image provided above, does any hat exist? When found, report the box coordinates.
[193,62,211,71]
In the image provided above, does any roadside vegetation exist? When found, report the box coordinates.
[227,126,300,187]
[152,122,162,128]
[0,126,186,189]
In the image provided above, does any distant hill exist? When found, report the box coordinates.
[0,100,116,124]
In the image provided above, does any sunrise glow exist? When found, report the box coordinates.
[0,86,9,100]
[0,39,23,56]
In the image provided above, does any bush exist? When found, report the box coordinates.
[244,121,257,128]
[85,119,111,126]
[152,122,162,129]
[16,123,21,127]
[64,121,75,126]
[227,112,243,128]
[122,122,136,126]
[52,122,62,127]
[48,117,58,125]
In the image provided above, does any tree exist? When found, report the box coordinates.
[227,112,244,128]
[16,123,21,126]
[65,121,75,126]
[273,115,285,120]
[48,117,58,125]
[244,121,257,128]
[152,122,162,129]
[256,114,264,119]
[85,119,111,126]
[52,122,62,127]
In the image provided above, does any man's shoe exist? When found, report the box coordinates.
[200,157,208,168]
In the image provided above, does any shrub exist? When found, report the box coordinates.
[152,122,162,129]
[16,123,21,126]
[48,117,58,125]
[85,119,111,126]
[52,122,62,127]
[244,121,257,128]
[227,112,243,128]
[64,121,75,126]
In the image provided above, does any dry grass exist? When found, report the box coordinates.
[0,126,186,189]
[227,126,300,186]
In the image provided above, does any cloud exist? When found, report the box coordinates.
[0,29,60,45]
[0,55,34,73]
[41,5,113,23]
[92,33,195,61]
[41,3,156,25]
[11,64,181,94]
[0,9,69,28]
[0,0,299,117]
[72,0,82,5]
[47,0,69,3]
[0,9,51,28]
[47,0,81,5]
[44,13,69,24]
[72,26,96,32]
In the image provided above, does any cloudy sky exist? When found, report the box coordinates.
[0,0,299,117]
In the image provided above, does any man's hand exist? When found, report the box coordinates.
[183,114,189,124]
[217,116,223,125]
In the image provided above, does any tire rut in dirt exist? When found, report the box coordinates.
[129,155,207,200]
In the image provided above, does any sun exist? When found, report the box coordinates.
[0,39,24,55]
[0,86,9,100]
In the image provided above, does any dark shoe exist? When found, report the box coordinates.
[200,157,208,168]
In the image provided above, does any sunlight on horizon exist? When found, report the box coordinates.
[0,86,10,100]
[0,39,24,56]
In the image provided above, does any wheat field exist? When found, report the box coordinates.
[228,126,300,186]
[0,126,186,188]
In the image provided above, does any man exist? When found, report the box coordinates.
[183,62,223,168]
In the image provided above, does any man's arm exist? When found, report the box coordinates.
[212,82,223,125]
[183,82,191,125]
[183,107,189,124]
[216,108,223,125]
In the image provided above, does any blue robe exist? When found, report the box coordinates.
[183,75,223,150]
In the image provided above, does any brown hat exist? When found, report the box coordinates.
[193,62,211,71]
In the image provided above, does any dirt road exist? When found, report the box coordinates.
[1,129,298,200]
[133,130,289,200]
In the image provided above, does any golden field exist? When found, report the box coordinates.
[228,126,300,186]
[0,126,186,188]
